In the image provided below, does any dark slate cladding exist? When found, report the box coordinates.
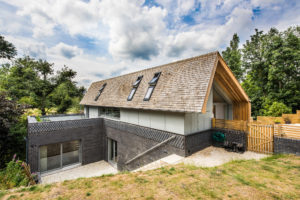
[212,128,247,149]
[104,119,185,149]
[27,118,106,172]
[274,136,300,155]
[29,117,237,172]
[185,130,213,156]
[103,120,185,171]
[28,118,96,134]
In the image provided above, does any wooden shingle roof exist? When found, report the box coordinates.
[80,51,220,113]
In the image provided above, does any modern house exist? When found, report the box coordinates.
[27,51,251,174]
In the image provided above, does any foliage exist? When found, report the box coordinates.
[0,36,85,171]
[0,155,29,189]
[0,58,85,115]
[0,92,26,168]
[224,26,300,117]
[0,35,17,59]
[261,101,292,117]
[222,33,243,81]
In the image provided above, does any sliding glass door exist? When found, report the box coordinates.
[39,140,81,173]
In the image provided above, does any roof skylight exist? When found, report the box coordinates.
[94,83,107,101]
[144,72,161,101]
[127,76,143,101]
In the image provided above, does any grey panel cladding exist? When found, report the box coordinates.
[27,118,106,172]
[104,119,185,149]
[274,137,300,155]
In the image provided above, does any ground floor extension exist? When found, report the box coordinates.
[27,115,247,174]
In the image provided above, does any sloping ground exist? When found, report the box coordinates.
[135,147,267,172]
[1,155,299,200]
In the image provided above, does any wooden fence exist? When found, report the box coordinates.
[274,124,300,139]
[248,123,274,154]
[257,110,300,124]
[212,118,300,153]
[212,118,248,132]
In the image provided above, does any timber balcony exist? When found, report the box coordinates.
[212,118,248,132]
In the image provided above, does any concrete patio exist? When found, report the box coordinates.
[41,161,118,184]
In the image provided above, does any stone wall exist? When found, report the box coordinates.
[27,118,106,172]
[274,136,300,155]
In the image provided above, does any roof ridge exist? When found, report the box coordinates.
[92,51,219,84]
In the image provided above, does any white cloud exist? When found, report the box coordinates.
[49,43,83,59]
[1,0,299,88]
[8,0,105,38]
[99,0,167,60]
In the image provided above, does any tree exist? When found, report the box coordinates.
[222,33,243,81]
[50,66,85,113]
[0,92,25,168]
[34,60,54,115]
[0,57,85,115]
[261,101,292,117]
[0,35,17,59]
[242,27,300,117]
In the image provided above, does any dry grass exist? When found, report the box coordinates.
[1,154,299,200]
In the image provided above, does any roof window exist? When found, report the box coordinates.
[94,83,107,101]
[144,72,161,101]
[128,75,143,101]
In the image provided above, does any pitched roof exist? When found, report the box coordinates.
[80,51,220,113]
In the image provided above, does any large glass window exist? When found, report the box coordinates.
[40,143,61,172]
[98,107,120,119]
[39,140,81,173]
[62,141,80,166]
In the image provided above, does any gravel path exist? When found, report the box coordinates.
[41,161,118,184]
[182,146,268,167]
[135,146,268,171]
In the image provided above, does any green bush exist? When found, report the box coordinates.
[0,155,29,189]
[261,101,292,117]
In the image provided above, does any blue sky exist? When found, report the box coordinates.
[0,0,299,87]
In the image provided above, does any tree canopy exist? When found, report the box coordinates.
[222,33,243,81]
[0,35,17,60]
[223,26,300,117]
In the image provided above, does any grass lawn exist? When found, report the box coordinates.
[1,154,299,200]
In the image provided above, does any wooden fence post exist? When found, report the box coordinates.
[212,118,216,128]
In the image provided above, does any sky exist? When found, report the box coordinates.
[0,0,299,87]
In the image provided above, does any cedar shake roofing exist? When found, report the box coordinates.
[80,51,232,113]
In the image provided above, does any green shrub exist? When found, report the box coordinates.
[0,155,30,189]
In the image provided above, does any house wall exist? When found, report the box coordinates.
[184,89,213,134]
[27,118,106,173]
[120,109,185,135]
[88,106,99,118]
[103,119,185,171]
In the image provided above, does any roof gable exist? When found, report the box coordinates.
[80,52,220,112]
